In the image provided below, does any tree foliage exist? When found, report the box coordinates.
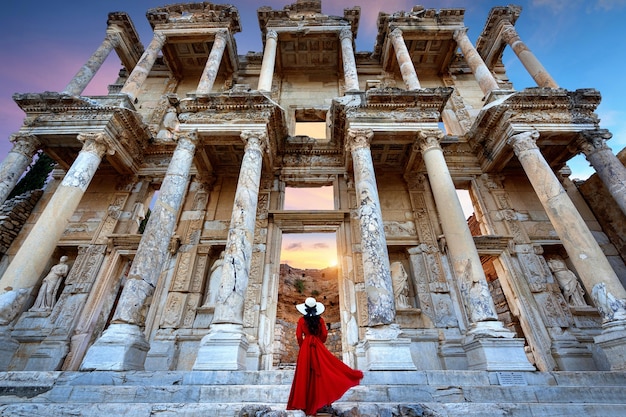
[7,152,56,199]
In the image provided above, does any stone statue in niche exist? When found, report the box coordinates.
[391,261,411,309]
[203,251,224,307]
[547,257,586,307]
[30,256,70,312]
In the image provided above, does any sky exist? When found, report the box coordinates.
[1,0,625,268]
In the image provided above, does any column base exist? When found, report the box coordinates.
[594,320,626,371]
[463,321,535,371]
[356,324,416,371]
[192,323,249,370]
[80,323,150,371]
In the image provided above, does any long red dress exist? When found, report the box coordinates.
[286,316,364,415]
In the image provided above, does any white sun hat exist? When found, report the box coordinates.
[296,297,325,316]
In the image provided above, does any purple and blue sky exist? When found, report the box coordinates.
[1,0,625,268]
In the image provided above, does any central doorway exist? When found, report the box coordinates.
[274,232,341,369]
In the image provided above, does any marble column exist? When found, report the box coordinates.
[62,29,120,96]
[348,129,416,370]
[577,129,626,217]
[508,131,626,303]
[0,134,41,205]
[80,130,198,371]
[508,130,626,369]
[389,28,421,90]
[0,133,113,298]
[193,130,267,370]
[418,129,533,371]
[257,30,278,92]
[346,129,394,325]
[453,29,499,96]
[196,29,228,94]
[120,31,166,102]
[501,23,558,88]
[339,28,360,92]
[416,130,500,328]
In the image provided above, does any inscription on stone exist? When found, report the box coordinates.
[496,372,528,386]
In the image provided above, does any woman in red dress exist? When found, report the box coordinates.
[287,297,364,415]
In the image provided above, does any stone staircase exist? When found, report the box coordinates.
[1,370,625,416]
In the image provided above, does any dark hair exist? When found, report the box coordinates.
[304,306,321,336]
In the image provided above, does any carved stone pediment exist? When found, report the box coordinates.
[468,88,601,173]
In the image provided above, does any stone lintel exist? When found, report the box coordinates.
[475,5,521,69]
[107,12,145,71]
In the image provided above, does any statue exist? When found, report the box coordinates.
[156,107,180,140]
[30,256,69,312]
[203,251,224,307]
[390,261,411,309]
[547,257,586,307]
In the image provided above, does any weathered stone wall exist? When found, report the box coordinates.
[0,190,43,255]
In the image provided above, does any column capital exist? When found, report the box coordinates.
[266,29,278,41]
[389,27,404,40]
[240,130,268,153]
[506,130,539,153]
[177,129,199,145]
[339,27,353,41]
[346,128,374,152]
[577,129,612,155]
[9,133,41,157]
[77,132,115,158]
[214,28,229,41]
[415,129,444,153]
[500,23,519,45]
[452,28,469,41]
[153,30,167,44]
[103,27,122,48]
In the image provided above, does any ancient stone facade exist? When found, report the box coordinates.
[1,1,626,380]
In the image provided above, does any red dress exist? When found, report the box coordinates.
[286,316,364,415]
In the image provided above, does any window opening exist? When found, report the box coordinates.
[284,186,334,210]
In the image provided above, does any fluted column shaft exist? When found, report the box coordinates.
[453,29,499,95]
[62,29,120,96]
[111,131,198,325]
[0,133,113,295]
[578,130,626,217]
[501,23,558,88]
[120,31,166,102]
[257,30,278,92]
[339,28,360,92]
[507,131,626,312]
[417,130,499,324]
[347,128,395,325]
[389,28,421,90]
[196,30,228,94]
[0,134,41,205]
[212,131,267,325]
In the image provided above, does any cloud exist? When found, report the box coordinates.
[312,242,329,249]
[286,242,303,251]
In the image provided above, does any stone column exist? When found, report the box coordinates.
[80,131,198,371]
[508,130,626,369]
[193,130,267,370]
[120,31,166,102]
[347,129,416,371]
[501,23,558,88]
[62,29,120,96]
[0,134,41,205]
[453,29,499,96]
[389,28,421,90]
[346,129,394,325]
[508,131,626,303]
[577,129,626,217]
[417,130,500,327]
[0,133,113,297]
[196,29,228,94]
[257,30,278,92]
[339,28,360,92]
[418,129,533,371]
